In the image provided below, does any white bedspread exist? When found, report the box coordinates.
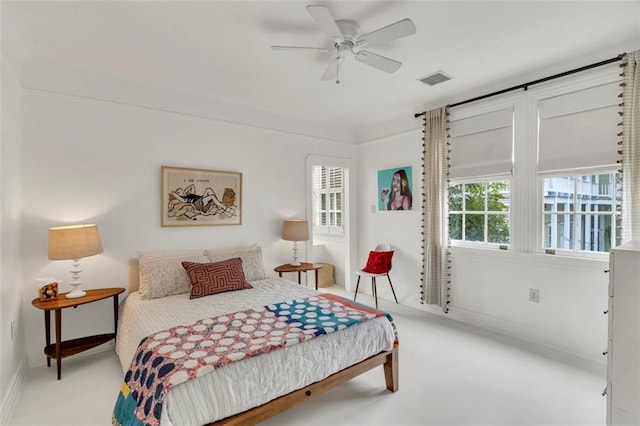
[116,277,396,425]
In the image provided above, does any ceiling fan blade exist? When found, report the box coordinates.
[306,5,344,41]
[358,19,416,47]
[321,56,345,81]
[354,50,402,73]
[271,45,330,53]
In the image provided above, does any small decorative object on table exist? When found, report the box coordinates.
[37,277,59,301]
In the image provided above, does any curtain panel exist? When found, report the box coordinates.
[621,51,640,242]
[420,107,450,311]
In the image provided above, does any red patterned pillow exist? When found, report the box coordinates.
[362,251,394,274]
[182,258,252,299]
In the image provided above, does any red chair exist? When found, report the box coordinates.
[354,244,398,309]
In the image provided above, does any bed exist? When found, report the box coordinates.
[114,245,398,425]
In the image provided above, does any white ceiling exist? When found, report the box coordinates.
[3,1,640,143]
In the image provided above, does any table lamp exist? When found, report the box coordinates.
[281,219,309,266]
[48,224,103,299]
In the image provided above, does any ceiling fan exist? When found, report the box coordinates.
[271,5,416,83]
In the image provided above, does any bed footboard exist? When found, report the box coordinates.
[211,346,399,426]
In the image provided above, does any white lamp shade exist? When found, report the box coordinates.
[48,224,103,260]
[281,219,309,241]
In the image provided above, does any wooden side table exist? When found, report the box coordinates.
[31,287,125,380]
[274,263,322,290]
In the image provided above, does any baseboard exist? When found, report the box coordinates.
[445,306,606,369]
[0,356,28,425]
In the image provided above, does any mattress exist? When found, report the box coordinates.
[116,277,396,425]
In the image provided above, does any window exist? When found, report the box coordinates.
[448,107,513,247]
[542,172,621,253]
[449,180,510,244]
[444,65,621,256]
[537,79,621,256]
[312,166,344,235]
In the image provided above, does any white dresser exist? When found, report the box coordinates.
[607,241,640,425]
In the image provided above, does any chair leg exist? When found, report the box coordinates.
[372,277,378,309]
[354,275,361,302]
[387,274,398,304]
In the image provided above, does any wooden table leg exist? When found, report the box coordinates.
[278,272,283,278]
[297,271,301,284]
[314,269,319,290]
[55,309,62,380]
[44,310,51,367]
[372,278,378,309]
[113,295,119,336]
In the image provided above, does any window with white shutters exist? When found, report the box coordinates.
[313,166,344,235]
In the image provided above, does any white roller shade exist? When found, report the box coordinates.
[450,107,513,179]
[538,81,620,173]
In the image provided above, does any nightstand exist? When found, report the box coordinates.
[274,263,322,290]
[31,287,125,380]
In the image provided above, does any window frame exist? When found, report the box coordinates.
[537,167,621,258]
[312,165,344,237]
[446,65,621,258]
[448,177,512,249]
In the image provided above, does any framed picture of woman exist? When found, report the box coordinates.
[377,166,413,211]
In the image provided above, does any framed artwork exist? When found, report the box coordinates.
[377,166,413,211]
[161,166,242,227]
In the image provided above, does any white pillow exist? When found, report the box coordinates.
[205,245,267,282]
[138,250,208,299]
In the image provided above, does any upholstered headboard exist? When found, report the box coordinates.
[128,257,140,293]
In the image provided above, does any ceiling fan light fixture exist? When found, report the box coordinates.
[335,20,360,44]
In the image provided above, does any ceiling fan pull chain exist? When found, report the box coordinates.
[336,48,340,84]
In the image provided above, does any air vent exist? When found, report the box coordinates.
[418,71,453,86]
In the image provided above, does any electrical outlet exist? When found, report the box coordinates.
[529,288,540,303]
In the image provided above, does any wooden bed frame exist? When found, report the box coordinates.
[127,257,399,426]
[210,346,399,426]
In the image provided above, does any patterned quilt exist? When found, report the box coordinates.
[112,293,397,426]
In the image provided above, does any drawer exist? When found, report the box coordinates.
[606,339,613,381]
[606,382,612,425]
[608,296,614,337]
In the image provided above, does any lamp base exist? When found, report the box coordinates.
[290,241,303,267]
[65,259,86,298]
[66,290,86,299]
[65,286,86,299]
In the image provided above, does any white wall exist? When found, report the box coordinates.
[0,43,27,423]
[19,89,358,367]
[448,247,608,361]
[356,130,423,299]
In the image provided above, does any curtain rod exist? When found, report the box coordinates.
[414,53,625,118]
